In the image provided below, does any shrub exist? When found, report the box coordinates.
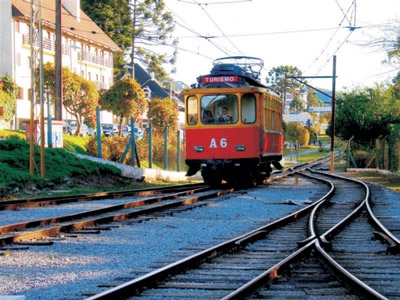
[352,150,375,168]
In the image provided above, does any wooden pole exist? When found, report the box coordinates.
[330,55,336,173]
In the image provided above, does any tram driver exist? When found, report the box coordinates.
[218,106,233,123]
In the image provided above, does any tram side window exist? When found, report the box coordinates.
[187,96,198,125]
[241,93,256,124]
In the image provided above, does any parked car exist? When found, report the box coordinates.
[121,126,131,137]
[121,126,144,139]
[102,123,118,137]
[133,127,144,140]
[66,120,78,135]
[88,126,103,136]
[80,124,89,136]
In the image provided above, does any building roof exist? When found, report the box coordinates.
[11,0,121,52]
[134,64,170,99]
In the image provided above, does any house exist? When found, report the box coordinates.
[0,0,122,129]
[121,63,185,128]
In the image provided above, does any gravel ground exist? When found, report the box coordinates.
[0,176,328,300]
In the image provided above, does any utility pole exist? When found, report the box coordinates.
[131,0,137,79]
[39,0,45,178]
[29,0,36,175]
[55,0,62,121]
[286,55,337,172]
[330,55,337,173]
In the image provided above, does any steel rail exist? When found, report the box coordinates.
[84,171,336,300]
[222,171,334,300]
[0,186,209,234]
[311,169,400,250]
[0,182,208,211]
[0,187,229,246]
[221,240,316,300]
[308,168,387,299]
[364,187,400,250]
[221,168,387,299]
[314,239,388,300]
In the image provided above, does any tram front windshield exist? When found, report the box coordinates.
[200,94,238,124]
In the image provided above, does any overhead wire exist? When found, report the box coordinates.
[178,0,252,4]
[306,0,358,88]
[165,3,239,59]
[306,0,357,74]
[191,0,244,56]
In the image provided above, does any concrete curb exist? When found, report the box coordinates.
[72,153,203,182]
[347,168,400,177]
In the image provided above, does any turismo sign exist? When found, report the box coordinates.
[201,76,238,84]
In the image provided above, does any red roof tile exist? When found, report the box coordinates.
[11,0,122,52]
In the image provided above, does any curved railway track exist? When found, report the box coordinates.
[0,162,305,249]
[84,165,400,300]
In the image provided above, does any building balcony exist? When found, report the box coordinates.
[22,34,113,68]
[80,52,113,68]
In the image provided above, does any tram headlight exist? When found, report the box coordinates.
[235,144,245,151]
[194,146,204,152]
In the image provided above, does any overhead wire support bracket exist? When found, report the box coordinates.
[286,55,337,174]
[285,76,337,100]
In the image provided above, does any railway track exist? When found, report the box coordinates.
[0,161,306,248]
[0,183,232,247]
[0,183,208,211]
[84,165,400,300]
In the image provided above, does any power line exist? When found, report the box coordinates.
[176,25,356,39]
[307,0,358,81]
[192,0,244,56]
[166,4,237,58]
[178,0,252,5]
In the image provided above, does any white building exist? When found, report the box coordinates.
[0,0,122,129]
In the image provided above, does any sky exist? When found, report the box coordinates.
[163,0,400,91]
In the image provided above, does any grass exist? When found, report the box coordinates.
[343,171,400,193]
[0,134,122,193]
[0,129,191,198]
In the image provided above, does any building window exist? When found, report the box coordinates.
[27,88,32,101]
[16,53,21,66]
[18,87,23,99]
[88,72,91,81]
[15,21,20,33]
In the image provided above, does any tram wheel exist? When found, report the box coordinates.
[201,170,222,187]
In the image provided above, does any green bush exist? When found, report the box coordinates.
[351,150,375,168]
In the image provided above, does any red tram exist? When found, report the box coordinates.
[184,56,283,186]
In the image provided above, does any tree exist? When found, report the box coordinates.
[131,0,177,81]
[147,97,178,134]
[289,95,304,113]
[82,0,177,81]
[307,88,323,109]
[63,72,99,131]
[0,75,17,122]
[81,0,132,77]
[284,122,310,146]
[329,85,400,147]
[100,77,148,135]
[36,62,99,134]
[266,65,304,112]
[266,65,303,93]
